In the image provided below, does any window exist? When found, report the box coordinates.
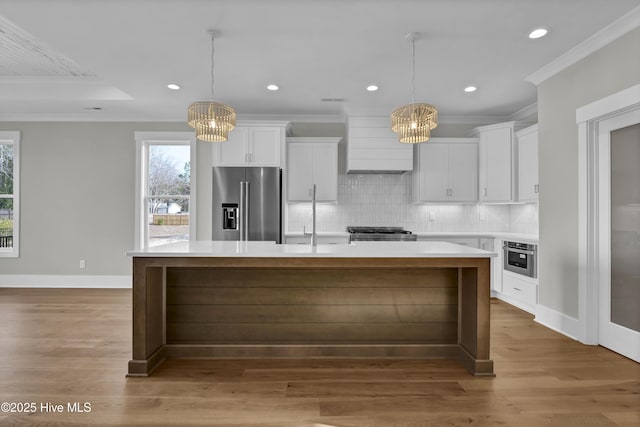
[0,131,20,257]
[135,132,196,248]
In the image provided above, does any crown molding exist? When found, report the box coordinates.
[0,111,512,125]
[526,5,640,86]
[509,102,538,121]
[347,109,511,126]
[0,112,183,122]
[237,113,346,123]
[437,115,511,125]
[0,112,347,123]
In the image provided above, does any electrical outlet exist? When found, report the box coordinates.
[79,259,86,269]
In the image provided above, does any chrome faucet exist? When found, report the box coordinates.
[303,184,318,246]
[311,184,317,247]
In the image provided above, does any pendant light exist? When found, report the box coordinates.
[187,30,236,142]
[391,33,438,143]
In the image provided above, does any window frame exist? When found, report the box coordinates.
[134,132,197,249]
[0,131,20,258]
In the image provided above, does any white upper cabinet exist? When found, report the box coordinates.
[216,127,250,165]
[412,138,478,203]
[448,142,479,202]
[347,116,413,172]
[516,124,539,202]
[287,142,313,201]
[213,121,289,167]
[287,137,340,203]
[471,121,526,203]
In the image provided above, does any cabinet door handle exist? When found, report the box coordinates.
[513,287,521,291]
[534,184,539,194]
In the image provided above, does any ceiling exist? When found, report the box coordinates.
[0,0,638,123]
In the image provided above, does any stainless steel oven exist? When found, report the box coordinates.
[503,241,537,278]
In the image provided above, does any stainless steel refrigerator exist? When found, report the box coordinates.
[212,167,282,243]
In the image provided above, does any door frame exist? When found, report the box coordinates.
[577,83,640,347]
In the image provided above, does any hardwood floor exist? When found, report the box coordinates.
[0,288,638,426]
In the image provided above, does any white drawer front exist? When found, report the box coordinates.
[502,273,537,306]
[285,236,310,245]
[285,236,349,245]
[318,236,349,245]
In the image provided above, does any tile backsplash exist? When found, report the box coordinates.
[286,173,538,234]
[509,203,539,234]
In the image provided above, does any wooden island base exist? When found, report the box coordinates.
[128,256,493,377]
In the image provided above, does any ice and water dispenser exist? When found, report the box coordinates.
[222,203,238,230]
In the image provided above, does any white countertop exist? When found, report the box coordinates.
[127,240,496,258]
[285,231,350,238]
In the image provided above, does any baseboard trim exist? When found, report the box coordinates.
[493,292,536,315]
[0,274,131,288]
[534,304,580,341]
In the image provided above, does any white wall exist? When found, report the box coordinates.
[537,27,640,318]
[0,122,190,277]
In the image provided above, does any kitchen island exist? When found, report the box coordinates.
[127,241,496,377]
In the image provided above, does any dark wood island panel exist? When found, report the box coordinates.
[128,256,493,377]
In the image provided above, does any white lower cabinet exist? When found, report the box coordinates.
[491,238,503,294]
[500,271,538,314]
[417,236,479,248]
[443,237,479,247]
[479,238,494,251]
[285,236,349,245]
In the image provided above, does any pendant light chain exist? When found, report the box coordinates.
[411,36,416,105]
[210,32,215,101]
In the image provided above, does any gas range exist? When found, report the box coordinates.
[346,226,417,242]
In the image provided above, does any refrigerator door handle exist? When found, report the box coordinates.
[243,181,250,240]
[239,181,246,241]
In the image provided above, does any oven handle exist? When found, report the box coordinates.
[503,247,536,255]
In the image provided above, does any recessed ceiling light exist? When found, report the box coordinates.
[528,28,548,39]
[464,86,477,93]
[167,83,181,90]
[267,84,279,91]
[366,85,379,92]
